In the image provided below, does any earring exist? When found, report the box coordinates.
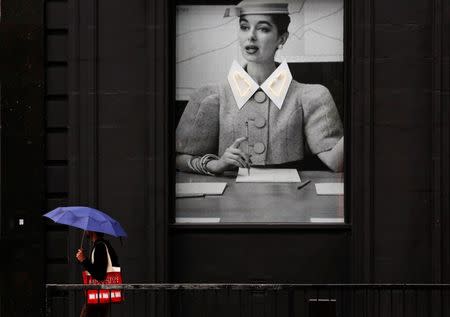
[278,44,283,50]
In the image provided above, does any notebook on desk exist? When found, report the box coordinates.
[176,182,227,197]
[236,168,301,183]
[315,183,344,195]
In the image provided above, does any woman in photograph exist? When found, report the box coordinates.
[176,0,344,175]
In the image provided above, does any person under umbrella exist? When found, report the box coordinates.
[43,206,126,317]
[76,230,120,317]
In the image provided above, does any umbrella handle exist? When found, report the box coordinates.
[80,230,86,249]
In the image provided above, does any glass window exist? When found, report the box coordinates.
[174,0,345,224]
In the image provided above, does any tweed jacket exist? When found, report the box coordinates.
[176,78,343,166]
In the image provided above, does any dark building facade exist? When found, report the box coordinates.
[0,0,449,315]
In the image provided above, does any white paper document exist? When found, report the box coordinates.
[315,183,344,195]
[176,182,227,197]
[310,217,344,223]
[236,168,301,183]
[176,217,221,223]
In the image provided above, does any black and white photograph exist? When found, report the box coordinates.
[175,0,345,223]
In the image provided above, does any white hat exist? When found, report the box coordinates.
[224,0,290,18]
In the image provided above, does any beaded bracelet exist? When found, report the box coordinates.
[200,154,220,175]
[188,154,220,175]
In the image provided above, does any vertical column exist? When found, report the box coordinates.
[67,0,99,286]
[350,0,375,282]
[431,0,443,284]
[0,0,45,314]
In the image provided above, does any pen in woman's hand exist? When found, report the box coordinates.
[297,180,311,190]
[245,121,250,176]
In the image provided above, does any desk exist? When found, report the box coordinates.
[176,171,344,223]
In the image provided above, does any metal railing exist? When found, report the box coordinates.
[46,284,450,317]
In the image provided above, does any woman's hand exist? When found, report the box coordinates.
[206,137,251,174]
[76,249,86,262]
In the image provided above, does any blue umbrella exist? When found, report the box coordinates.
[43,206,127,245]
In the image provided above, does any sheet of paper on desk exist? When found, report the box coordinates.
[176,217,221,223]
[176,182,227,197]
[315,183,344,195]
[236,168,301,183]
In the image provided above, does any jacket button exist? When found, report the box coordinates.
[253,91,267,103]
[254,117,266,128]
[253,142,266,154]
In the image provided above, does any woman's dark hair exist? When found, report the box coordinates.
[239,14,291,36]
[272,14,291,35]
[96,232,105,238]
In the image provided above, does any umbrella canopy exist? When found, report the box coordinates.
[43,206,127,237]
